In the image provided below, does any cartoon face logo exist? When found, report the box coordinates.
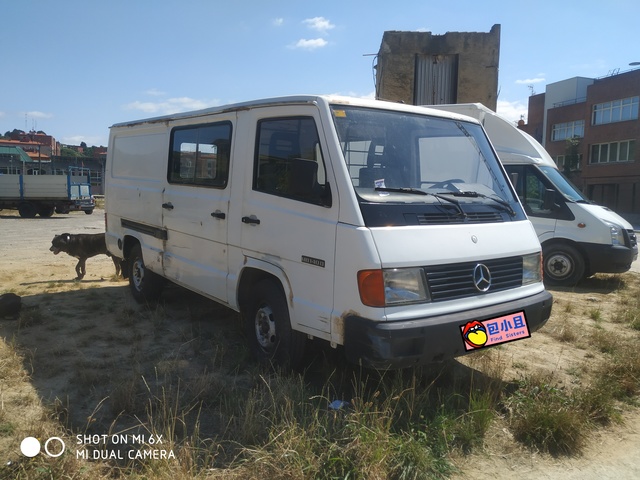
[462,320,488,348]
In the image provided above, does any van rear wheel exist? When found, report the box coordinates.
[128,244,165,303]
[543,244,585,286]
[245,279,306,369]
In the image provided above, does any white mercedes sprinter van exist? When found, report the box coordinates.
[105,95,552,369]
[431,103,638,286]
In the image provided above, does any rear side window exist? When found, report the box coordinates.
[168,122,232,188]
[254,117,331,206]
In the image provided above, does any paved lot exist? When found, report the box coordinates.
[0,209,107,269]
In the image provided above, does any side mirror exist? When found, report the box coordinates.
[543,188,556,211]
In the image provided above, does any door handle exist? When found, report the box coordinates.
[211,210,226,219]
[162,202,174,210]
[241,215,261,225]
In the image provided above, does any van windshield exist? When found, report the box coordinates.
[538,166,590,203]
[330,105,521,225]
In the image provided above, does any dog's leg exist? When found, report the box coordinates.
[76,259,86,280]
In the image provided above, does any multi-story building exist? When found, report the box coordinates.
[520,68,640,214]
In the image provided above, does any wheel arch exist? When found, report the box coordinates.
[541,237,591,275]
[237,261,294,320]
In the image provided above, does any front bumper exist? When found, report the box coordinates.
[579,242,638,274]
[344,290,553,369]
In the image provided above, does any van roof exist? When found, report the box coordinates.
[109,94,480,129]
[428,103,558,169]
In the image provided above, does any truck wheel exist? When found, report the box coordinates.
[18,203,37,218]
[543,244,585,287]
[245,279,306,369]
[38,206,55,217]
[84,209,94,215]
[128,244,165,303]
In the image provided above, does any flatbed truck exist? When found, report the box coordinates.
[0,167,94,217]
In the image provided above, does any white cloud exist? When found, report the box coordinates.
[273,17,284,27]
[291,38,328,50]
[303,17,335,33]
[515,77,546,85]
[145,88,167,96]
[61,135,105,146]
[496,99,529,124]
[26,111,53,119]
[123,97,221,115]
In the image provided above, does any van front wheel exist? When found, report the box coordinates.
[245,280,306,369]
[543,244,585,286]
[128,244,165,303]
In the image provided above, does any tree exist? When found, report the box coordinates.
[61,146,81,157]
[563,137,581,176]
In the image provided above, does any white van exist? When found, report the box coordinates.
[105,95,552,369]
[431,103,638,286]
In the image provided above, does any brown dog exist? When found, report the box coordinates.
[50,233,121,280]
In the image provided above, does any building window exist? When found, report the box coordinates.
[592,96,639,125]
[590,140,636,164]
[551,120,584,141]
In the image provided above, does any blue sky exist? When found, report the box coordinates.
[2,0,639,147]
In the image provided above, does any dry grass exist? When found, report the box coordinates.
[1,272,640,478]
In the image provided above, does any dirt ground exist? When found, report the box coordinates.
[1,208,639,478]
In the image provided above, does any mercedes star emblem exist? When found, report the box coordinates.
[473,264,491,292]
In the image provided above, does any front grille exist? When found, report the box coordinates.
[415,211,503,225]
[424,256,523,302]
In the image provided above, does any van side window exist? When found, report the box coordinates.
[168,122,232,188]
[254,117,331,206]
[506,165,554,216]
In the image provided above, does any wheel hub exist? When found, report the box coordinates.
[132,260,144,288]
[547,254,571,278]
[255,306,276,350]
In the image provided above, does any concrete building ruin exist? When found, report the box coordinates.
[375,25,501,110]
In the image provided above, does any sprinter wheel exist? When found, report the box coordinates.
[245,279,306,369]
[128,244,165,303]
[543,244,585,286]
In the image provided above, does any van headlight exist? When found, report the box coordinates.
[358,268,430,307]
[522,252,542,285]
[604,221,625,246]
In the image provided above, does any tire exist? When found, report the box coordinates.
[543,243,585,287]
[38,205,55,217]
[18,202,37,218]
[84,209,94,215]
[128,244,165,303]
[244,279,306,369]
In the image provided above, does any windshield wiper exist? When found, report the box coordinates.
[438,190,516,217]
[375,187,428,195]
[375,187,466,217]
